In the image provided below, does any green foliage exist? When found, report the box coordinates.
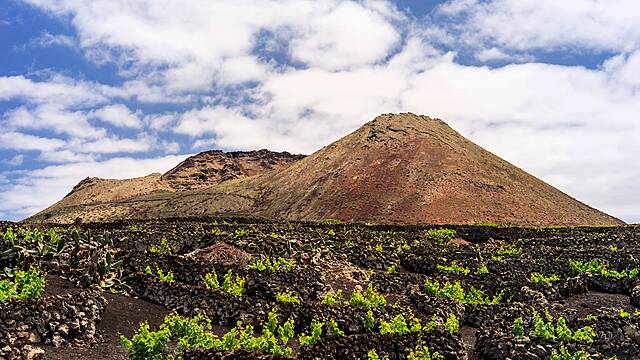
[424,228,457,245]
[232,229,248,238]
[120,322,170,360]
[444,313,459,335]
[149,238,172,255]
[437,261,471,275]
[2,227,16,242]
[321,289,343,305]
[157,269,174,283]
[569,258,638,278]
[555,317,573,341]
[0,267,46,302]
[201,269,244,296]
[572,325,596,343]
[422,314,439,332]
[222,270,245,296]
[319,218,343,225]
[121,310,295,358]
[584,314,599,321]
[364,310,375,330]
[513,317,525,337]
[163,312,217,352]
[408,343,444,360]
[550,346,588,360]
[145,265,174,283]
[327,319,344,336]
[276,290,301,304]
[619,309,630,318]
[530,273,560,284]
[495,243,521,256]
[278,318,295,345]
[474,221,500,228]
[387,263,399,274]
[424,279,502,305]
[298,318,324,346]
[530,311,557,340]
[348,283,386,309]
[378,312,424,335]
[475,263,489,275]
[249,257,295,271]
[379,314,411,335]
[202,270,220,290]
[527,311,595,343]
[367,349,388,360]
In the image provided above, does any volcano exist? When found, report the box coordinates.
[27,113,623,226]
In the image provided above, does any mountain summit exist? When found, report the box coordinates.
[27,113,623,226]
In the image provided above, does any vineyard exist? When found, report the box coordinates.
[1,218,639,359]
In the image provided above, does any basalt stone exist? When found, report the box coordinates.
[631,285,640,308]
[0,289,106,359]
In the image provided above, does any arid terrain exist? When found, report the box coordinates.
[28,113,622,227]
[1,219,639,359]
[4,113,632,360]
[32,149,304,222]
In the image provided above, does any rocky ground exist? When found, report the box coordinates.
[1,219,639,359]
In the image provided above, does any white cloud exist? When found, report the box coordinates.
[22,0,405,93]
[219,56,270,85]
[287,1,401,70]
[4,104,106,139]
[474,47,533,62]
[38,150,94,163]
[602,50,640,89]
[0,75,112,107]
[73,136,153,154]
[435,0,640,54]
[144,113,178,132]
[0,154,190,220]
[90,104,143,129]
[0,131,66,152]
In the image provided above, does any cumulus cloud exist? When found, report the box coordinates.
[90,104,143,129]
[603,50,640,89]
[4,104,106,139]
[21,0,404,93]
[0,75,114,107]
[0,131,66,152]
[287,1,402,70]
[434,0,640,54]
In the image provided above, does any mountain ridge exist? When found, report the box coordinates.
[26,113,624,226]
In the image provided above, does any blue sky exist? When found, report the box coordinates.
[1,0,640,222]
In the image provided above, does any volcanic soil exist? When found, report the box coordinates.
[3,219,640,359]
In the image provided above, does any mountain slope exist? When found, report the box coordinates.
[28,150,303,222]
[161,149,305,190]
[27,113,623,226]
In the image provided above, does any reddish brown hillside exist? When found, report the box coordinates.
[161,150,305,190]
[27,113,623,226]
[28,150,303,222]
[229,113,622,225]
